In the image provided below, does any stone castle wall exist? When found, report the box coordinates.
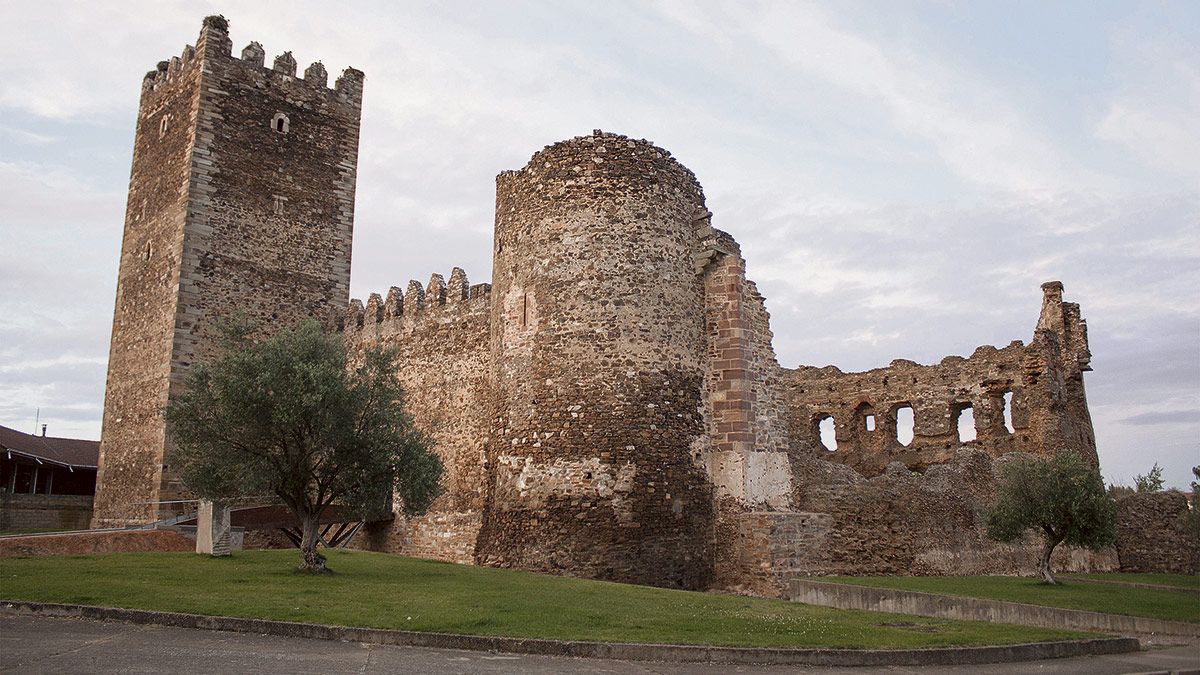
[340,270,493,564]
[92,16,362,527]
[92,29,208,527]
[1115,491,1199,574]
[781,283,1097,477]
[93,16,1131,596]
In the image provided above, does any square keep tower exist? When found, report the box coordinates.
[91,16,363,526]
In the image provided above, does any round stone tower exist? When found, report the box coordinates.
[475,131,715,589]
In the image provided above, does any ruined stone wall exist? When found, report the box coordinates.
[781,283,1097,477]
[779,450,1117,578]
[92,16,362,527]
[340,270,492,564]
[475,131,716,589]
[698,226,791,506]
[1115,491,1199,574]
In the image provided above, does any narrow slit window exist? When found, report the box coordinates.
[865,414,875,432]
[1002,391,1015,434]
[895,405,914,447]
[271,113,290,134]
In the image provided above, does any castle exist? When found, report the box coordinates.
[91,17,1112,593]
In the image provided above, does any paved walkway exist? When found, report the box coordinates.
[1,615,1197,674]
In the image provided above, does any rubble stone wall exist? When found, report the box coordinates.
[1116,491,1199,574]
[780,450,1118,578]
[341,271,492,564]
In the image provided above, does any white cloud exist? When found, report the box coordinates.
[1095,29,1200,183]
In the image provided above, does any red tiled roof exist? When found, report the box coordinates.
[0,424,99,469]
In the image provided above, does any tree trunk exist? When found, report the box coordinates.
[298,512,327,573]
[1039,531,1062,584]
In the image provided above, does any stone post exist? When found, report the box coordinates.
[196,500,232,556]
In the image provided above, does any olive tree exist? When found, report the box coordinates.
[164,319,442,572]
[985,450,1116,584]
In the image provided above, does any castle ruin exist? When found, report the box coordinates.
[92,17,1114,594]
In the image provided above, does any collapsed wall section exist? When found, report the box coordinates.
[780,450,1118,577]
[781,282,1097,476]
[339,269,492,563]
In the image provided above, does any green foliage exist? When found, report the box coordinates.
[1134,463,1165,493]
[986,450,1116,583]
[0,551,1093,649]
[164,319,442,568]
[1106,483,1134,500]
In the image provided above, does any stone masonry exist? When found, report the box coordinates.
[92,16,362,526]
[95,16,1131,594]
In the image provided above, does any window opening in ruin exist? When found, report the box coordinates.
[521,292,528,327]
[159,115,169,137]
[956,404,977,443]
[817,415,836,451]
[1002,391,1015,433]
[271,112,290,134]
[865,414,875,432]
[143,242,152,262]
[895,405,914,446]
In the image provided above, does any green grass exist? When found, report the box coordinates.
[1060,572,1200,590]
[820,575,1200,624]
[0,549,1090,649]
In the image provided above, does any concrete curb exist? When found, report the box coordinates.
[0,600,1138,667]
[787,580,1200,637]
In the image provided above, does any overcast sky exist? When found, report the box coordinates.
[1,1,1196,488]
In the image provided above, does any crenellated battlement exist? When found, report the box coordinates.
[337,267,492,339]
[141,15,363,109]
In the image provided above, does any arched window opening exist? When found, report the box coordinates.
[955,404,977,443]
[816,415,837,452]
[271,112,290,134]
[894,405,914,447]
[1002,391,1015,434]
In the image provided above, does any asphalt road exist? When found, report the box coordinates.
[1,615,1197,674]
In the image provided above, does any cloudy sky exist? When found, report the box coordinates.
[1,1,1196,488]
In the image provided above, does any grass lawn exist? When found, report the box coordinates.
[820,575,1200,624]
[1060,572,1200,590]
[0,549,1091,649]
